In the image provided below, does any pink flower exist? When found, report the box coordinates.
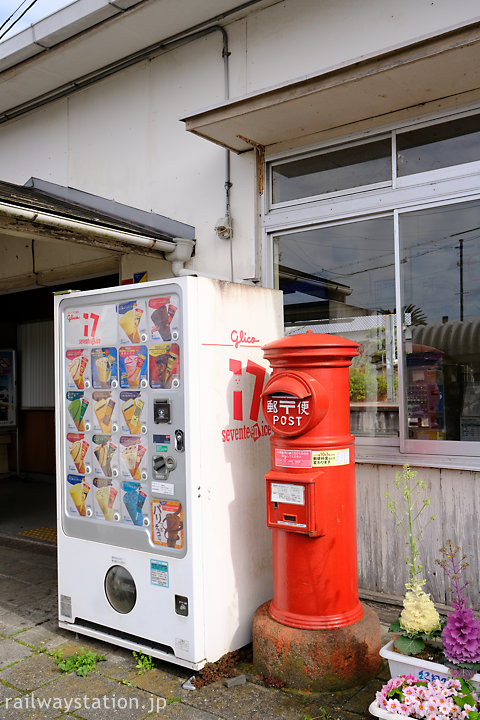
[387,699,402,713]
[376,675,479,720]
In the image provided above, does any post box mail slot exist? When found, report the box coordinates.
[265,470,322,536]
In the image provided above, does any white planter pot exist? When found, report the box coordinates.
[369,700,403,720]
[380,640,480,689]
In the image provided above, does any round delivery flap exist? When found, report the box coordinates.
[261,373,311,401]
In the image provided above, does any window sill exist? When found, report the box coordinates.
[355,441,480,471]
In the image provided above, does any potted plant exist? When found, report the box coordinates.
[381,464,442,661]
[369,674,480,720]
[381,526,480,688]
[435,541,480,681]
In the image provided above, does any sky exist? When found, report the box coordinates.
[1,0,72,40]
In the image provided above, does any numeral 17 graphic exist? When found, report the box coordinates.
[229,359,266,422]
[83,312,100,338]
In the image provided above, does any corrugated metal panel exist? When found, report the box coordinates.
[413,319,480,360]
[18,320,54,408]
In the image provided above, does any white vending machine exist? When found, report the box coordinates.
[54,277,283,670]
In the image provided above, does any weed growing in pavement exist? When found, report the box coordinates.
[166,697,182,704]
[133,651,155,674]
[29,643,48,654]
[51,647,106,677]
[305,710,333,720]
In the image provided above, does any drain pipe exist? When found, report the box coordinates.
[164,238,196,276]
[0,202,195,270]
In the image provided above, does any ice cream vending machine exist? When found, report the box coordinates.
[54,276,283,669]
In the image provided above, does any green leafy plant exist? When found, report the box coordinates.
[305,711,331,720]
[349,362,392,401]
[385,463,442,655]
[52,647,106,677]
[349,364,377,400]
[133,651,155,674]
[166,697,182,704]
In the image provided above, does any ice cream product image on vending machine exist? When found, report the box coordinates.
[55,277,283,669]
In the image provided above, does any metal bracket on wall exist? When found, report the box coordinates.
[237,135,265,196]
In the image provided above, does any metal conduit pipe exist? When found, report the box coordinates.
[0,0,267,124]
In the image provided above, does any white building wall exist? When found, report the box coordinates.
[2,0,479,284]
[242,0,480,94]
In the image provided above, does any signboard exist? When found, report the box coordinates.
[0,349,16,427]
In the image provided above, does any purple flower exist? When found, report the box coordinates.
[443,605,480,664]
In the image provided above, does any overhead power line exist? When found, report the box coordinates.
[0,0,39,41]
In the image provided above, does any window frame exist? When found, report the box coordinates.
[268,134,393,210]
[395,196,480,458]
[263,108,480,469]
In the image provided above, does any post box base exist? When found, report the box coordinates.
[252,600,381,692]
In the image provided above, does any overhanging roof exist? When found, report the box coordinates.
[181,21,480,153]
[0,177,195,256]
[18,178,195,240]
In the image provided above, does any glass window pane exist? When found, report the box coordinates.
[397,114,480,177]
[271,140,391,203]
[400,199,480,441]
[275,216,397,437]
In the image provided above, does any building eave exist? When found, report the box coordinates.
[181,20,480,153]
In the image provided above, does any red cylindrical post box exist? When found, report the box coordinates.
[261,330,363,630]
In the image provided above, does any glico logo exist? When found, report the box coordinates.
[230,330,259,349]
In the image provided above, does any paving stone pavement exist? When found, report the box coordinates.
[0,541,392,720]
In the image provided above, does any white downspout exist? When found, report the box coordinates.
[164,238,196,276]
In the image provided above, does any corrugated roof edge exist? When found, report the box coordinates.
[24,178,196,240]
[0,177,195,241]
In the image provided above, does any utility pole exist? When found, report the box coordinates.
[459,238,464,321]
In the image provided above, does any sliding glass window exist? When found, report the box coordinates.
[274,216,398,438]
[267,109,480,458]
[399,199,480,445]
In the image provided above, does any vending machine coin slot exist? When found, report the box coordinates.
[174,429,184,452]
[154,399,171,424]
